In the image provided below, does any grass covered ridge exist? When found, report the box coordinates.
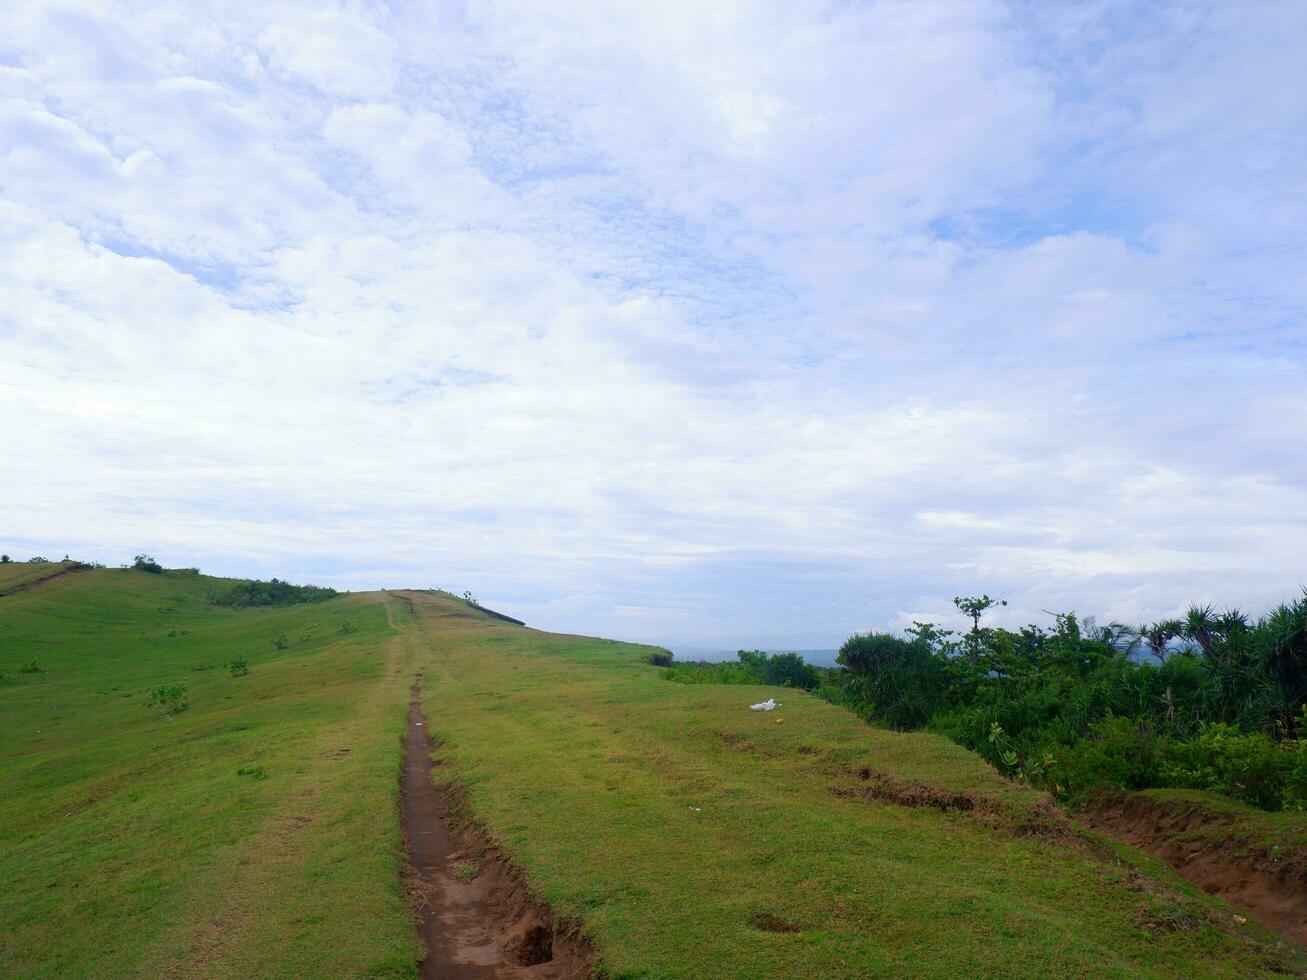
[0,569,419,978]
[400,591,1303,978]
[3,574,1304,978]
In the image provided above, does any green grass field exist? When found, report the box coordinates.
[0,569,419,977]
[0,559,83,595]
[2,571,1303,978]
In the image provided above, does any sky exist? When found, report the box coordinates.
[2,1,1305,651]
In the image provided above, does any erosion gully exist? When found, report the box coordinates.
[401,677,589,979]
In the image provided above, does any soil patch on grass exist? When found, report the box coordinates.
[401,678,591,979]
[832,766,1066,837]
[1082,792,1307,946]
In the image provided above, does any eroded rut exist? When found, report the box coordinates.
[401,679,589,979]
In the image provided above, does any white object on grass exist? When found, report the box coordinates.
[749,698,779,711]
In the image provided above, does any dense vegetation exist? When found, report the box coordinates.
[210,577,339,608]
[825,594,1307,811]
[662,649,821,690]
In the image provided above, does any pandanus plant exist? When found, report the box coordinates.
[1256,593,1307,728]
[1139,619,1184,662]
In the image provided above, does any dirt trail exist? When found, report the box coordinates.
[401,679,589,979]
[0,562,91,598]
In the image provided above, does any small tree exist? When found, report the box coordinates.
[133,554,164,574]
[0,554,10,563]
[272,633,289,650]
[954,594,1007,664]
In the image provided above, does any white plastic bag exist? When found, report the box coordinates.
[749,698,779,711]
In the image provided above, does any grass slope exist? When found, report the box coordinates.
[0,559,84,595]
[0,569,419,978]
[399,590,1303,979]
[2,575,1302,978]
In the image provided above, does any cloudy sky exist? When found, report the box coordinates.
[3,1,1304,649]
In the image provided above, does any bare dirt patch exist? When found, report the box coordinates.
[831,767,1065,838]
[749,911,801,934]
[1081,792,1307,946]
[401,679,592,979]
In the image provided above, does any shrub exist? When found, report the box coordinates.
[236,766,267,780]
[739,650,821,690]
[664,650,821,690]
[147,683,189,717]
[27,556,49,563]
[272,633,289,650]
[1159,724,1296,811]
[132,554,164,573]
[648,649,674,667]
[0,554,9,563]
[1056,717,1164,798]
[19,660,43,674]
[836,633,942,729]
[664,660,761,685]
[228,656,249,677]
[338,620,355,635]
[212,578,338,607]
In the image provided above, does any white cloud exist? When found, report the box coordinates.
[1,0,1304,647]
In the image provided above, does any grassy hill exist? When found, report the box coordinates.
[2,570,1302,977]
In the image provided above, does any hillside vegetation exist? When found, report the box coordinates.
[818,596,1307,811]
[2,570,1303,977]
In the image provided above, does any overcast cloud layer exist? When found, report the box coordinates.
[3,1,1305,648]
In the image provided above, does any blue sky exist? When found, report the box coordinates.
[2,1,1305,649]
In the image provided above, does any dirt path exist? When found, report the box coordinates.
[0,562,91,598]
[401,679,589,979]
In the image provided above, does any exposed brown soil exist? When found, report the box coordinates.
[749,911,801,933]
[401,679,592,979]
[832,767,1066,837]
[0,562,91,598]
[1081,792,1307,946]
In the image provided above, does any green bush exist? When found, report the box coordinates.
[739,650,821,690]
[228,656,250,677]
[212,578,338,608]
[1055,717,1164,797]
[663,650,821,690]
[664,660,762,685]
[835,633,942,730]
[132,554,164,574]
[147,683,189,717]
[1158,723,1304,811]
[648,649,674,667]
